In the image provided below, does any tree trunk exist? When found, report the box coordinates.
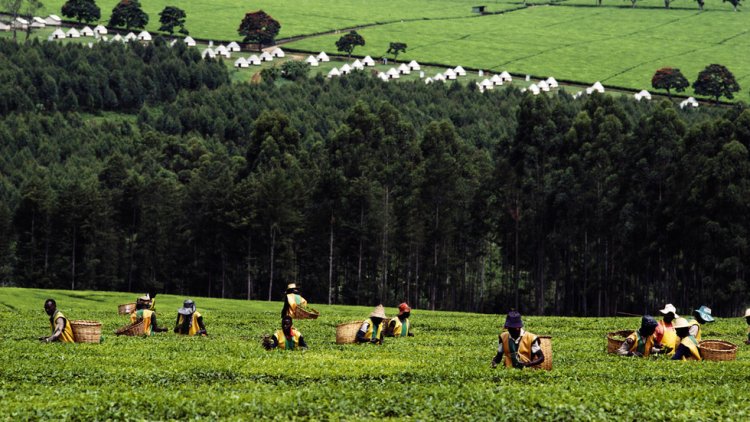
[246,233,254,300]
[221,247,226,299]
[71,225,77,290]
[513,204,520,311]
[357,206,364,300]
[328,214,334,305]
[381,187,390,302]
[267,226,276,301]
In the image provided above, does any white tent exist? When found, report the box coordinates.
[14,17,29,29]
[215,45,231,58]
[386,68,400,79]
[362,56,375,67]
[444,69,457,80]
[110,34,123,43]
[424,77,434,85]
[408,60,420,71]
[45,15,62,26]
[340,64,352,74]
[30,17,46,28]
[419,71,425,79]
[327,67,341,78]
[227,42,241,52]
[634,90,652,101]
[573,91,583,99]
[0,22,11,32]
[546,77,559,89]
[80,26,94,37]
[537,80,550,92]
[454,66,466,77]
[490,74,504,86]
[66,28,80,38]
[234,57,249,68]
[260,51,273,62]
[500,71,512,82]
[137,31,152,41]
[398,63,411,75]
[247,55,261,65]
[94,25,107,35]
[317,52,330,62]
[124,32,137,42]
[527,84,541,95]
[378,72,389,82]
[271,47,285,58]
[680,97,699,109]
[202,48,216,59]
[480,79,494,90]
[433,73,446,82]
[50,28,66,39]
[184,36,196,47]
[590,81,605,93]
[305,55,319,67]
[351,59,364,70]
[478,70,484,77]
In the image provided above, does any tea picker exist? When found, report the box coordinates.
[491,310,544,369]
[671,317,701,361]
[617,315,663,357]
[39,298,75,343]
[356,305,387,344]
[386,303,414,337]
[130,295,168,336]
[263,316,308,350]
[174,299,207,336]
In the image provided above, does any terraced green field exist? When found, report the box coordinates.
[285,6,750,96]
[1,287,749,419]
[38,0,523,40]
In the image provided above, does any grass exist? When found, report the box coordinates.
[2,287,749,419]
[284,6,750,98]
[37,0,525,40]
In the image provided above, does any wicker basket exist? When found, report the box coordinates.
[531,336,553,371]
[70,320,102,343]
[699,340,738,361]
[118,303,136,315]
[293,306,320,320]
[115,319,145,336]
[336,321,363,344]
[607,330,634,354]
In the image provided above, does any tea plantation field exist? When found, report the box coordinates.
[1,287,749,419]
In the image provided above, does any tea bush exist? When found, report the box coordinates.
[1,287,748,419]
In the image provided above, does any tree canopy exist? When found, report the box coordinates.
[651,67,689,98]
[335,30,365,57]
[158,6,188,35]
[693,64,741,103]
[109,0,149,30]
[61,0,101,24]
[386,42,407,60]
[238,10,280,45]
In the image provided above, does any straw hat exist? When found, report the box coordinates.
[672,317,690,329]
[694,305,714,322]
[744,308,750,318]
[370,304,387,319]
[504,310,523,329]
[286,283,299,293]
[136,294,151,305]
[659,303,679,317]
[398,303,411,316]
[178,299,196,316]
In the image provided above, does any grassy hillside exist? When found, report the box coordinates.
[1,287,749,419]
[284,6,750,97]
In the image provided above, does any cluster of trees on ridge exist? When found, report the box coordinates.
[1,40,750,317]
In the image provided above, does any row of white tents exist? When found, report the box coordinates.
[0,15,62,31]
[48,25,109,40]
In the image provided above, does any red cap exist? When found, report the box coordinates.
[398,303,411,315]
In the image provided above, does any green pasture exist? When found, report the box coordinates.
[285,6,750,98]
[37,0,523,41]
[1,287,749,419]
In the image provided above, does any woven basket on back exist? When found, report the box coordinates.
[70,320,102,343]
[293,306,320,320]
[606,330,634,354]
[118,303,136,315]
[336,321,363,344]
[115,319,145,336]
[698,340,738,361]
[531,336,553,371]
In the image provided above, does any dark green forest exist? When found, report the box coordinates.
[1,40,749,316]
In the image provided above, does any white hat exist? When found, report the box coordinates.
[659,303,679,317]
[744,308,750,317]
[672,317,690,329]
